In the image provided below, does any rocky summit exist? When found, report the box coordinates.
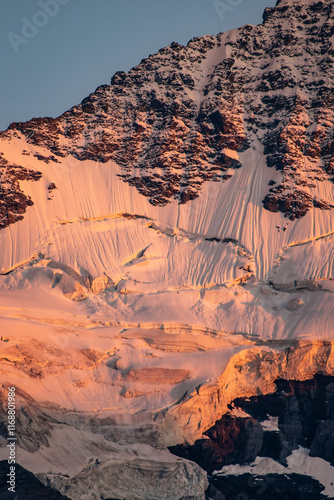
[2,0,334,218]
[0,1,334,499]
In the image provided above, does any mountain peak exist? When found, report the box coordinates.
[2,0,333,222]
[0,3,334,497]
[277,0,325,5]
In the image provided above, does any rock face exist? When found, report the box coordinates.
[171,375,334,500]
[0,155,42,229]
[170,414,264,471]
[164,341,334,446]
[239,376,334,466]
[287,297,304,311]
[208,472,328,500]
[1,0,334,221]
[170,375,334,469]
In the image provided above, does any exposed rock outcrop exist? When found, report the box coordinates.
[1,341,333,499]
[287,297,304,311]
[164,341,334,445]
[0,156,42,229]
[170,375,334,469]
[171,375,334,500]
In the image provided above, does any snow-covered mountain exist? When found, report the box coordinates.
[0,0,334,498]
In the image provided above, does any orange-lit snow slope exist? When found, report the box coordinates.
[1,137,333,340]
[0,0,334,498]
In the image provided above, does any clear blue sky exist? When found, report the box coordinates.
[0,0,276,131]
